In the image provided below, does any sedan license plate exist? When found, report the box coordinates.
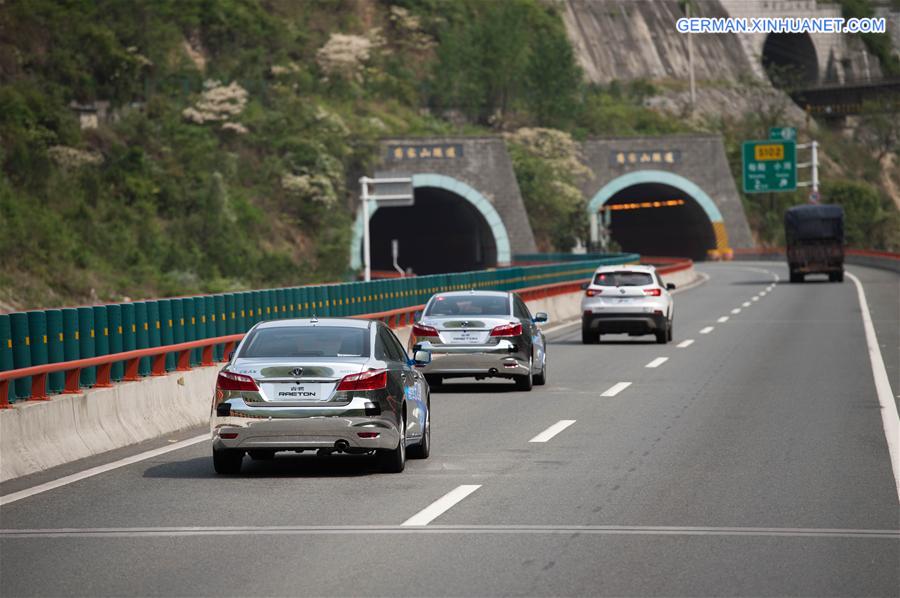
[263,383,324,401]
[445,331,486,344]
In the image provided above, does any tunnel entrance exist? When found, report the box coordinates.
[603,183,716,261]
[368,186,497,275]
[762,32,819,89]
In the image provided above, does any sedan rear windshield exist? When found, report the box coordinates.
[425,295,510,316]
[239,326,370,358]
[593,271,654,286]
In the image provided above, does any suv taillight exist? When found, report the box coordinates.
[490,322,523,337]
[644,288,662,296]
[412,323,439,337]
[337,369,388,392]
[216,371,258,392]
[585,288,601,297]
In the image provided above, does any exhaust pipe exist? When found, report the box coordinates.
[334,439,350,452]
[488,368,499,376]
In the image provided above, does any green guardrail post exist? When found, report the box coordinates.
[26,311,47,397]
[45,310,64,392]
[204,296,216,360]
[158,299,174,371]
[107,304,123,381]
[192,297,206,365]
[0,314,12,403]
[92,305,110,380]
[120,303,136,376]
[61,308,80,382]
[146,301,162,373]
[234,293,246,332]
[214,294,226,360]
[76,307,95,387]
[9,312,31,400]
[134,301,150,376]
[171,298,185,360]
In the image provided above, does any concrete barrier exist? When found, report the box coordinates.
[0,262,701,482]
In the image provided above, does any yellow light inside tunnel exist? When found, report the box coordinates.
[604,199,686,211]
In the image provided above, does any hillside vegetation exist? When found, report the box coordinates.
[1,0,897,311]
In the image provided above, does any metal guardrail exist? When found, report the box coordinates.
[0,254,641,406]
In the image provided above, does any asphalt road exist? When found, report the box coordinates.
[1,262,898,597]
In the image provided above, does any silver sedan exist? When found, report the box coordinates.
[211,318,431,474]
[409,290,548,390]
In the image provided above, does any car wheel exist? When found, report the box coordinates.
[378,413,406,473]
[248,450,275,461]
[667,319,673,342]
[515,357,534,391]
[408,407,430,459]
[655,329,667,344]
[424,374,442,387]
[213,448,243,474]
[581,326,598,344]
[533,353,547,386]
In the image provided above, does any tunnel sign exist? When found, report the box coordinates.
[742,140,797,193]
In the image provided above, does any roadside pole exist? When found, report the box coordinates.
[796,140,820,203]
[360,177,372,282]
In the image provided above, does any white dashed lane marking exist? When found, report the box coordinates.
[700,326,714,334]
[731,308,741,314]
[402,485,482,527]
[677,339,694,348]
[529,420,576,443]
[717,316,729,323]
[601,382,632,397]
[645,357,669,369]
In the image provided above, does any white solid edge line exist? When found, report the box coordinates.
[699,326,714,334]
[677,339,694,348]
[731,308,741,314]
[401,485,482,527]
[0,434,209,507]
[717,316,729,323]
[645,357,669,369]
[601,382,632,397]
[529,419,576,443]
[847,271,900,503]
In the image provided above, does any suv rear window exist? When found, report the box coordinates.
[425,294,510,316]
[593,271,654,286]
[239,326,370,358]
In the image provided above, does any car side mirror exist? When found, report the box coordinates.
[227,350,235,361]
[533,312,549,324]
[580,282,589,290]
[412,350,432,366]
[666,283,676,290]
[413,310,422,322]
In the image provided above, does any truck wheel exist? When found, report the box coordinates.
[424,374,442,387]
[790,270,803,283]
[830,271,844,282]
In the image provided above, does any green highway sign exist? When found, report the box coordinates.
[742,140,797,193]
[769,126,797,141]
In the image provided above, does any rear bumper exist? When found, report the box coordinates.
[583,312,667,334]
[211,397,400,451]
[415,340,529,378]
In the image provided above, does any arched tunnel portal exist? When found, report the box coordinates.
[352,174,511,275]
[588,171,726,261]
[762,32,819,88]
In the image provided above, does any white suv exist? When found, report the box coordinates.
[580,265,675,344]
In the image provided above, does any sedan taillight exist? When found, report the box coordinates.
[337,369,388,392]
[216,371,258,392]
[490,322,523,337]
[644,288,662,296]
[585,288,601,297]
[412,323,439,337]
